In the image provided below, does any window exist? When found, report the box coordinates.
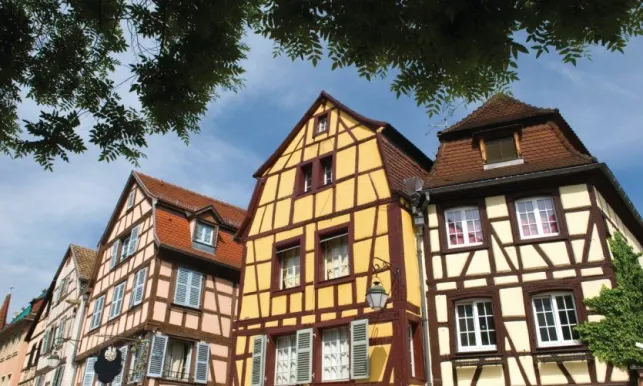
[119,225,140,262]
[322,157,333,185]
[89,295,105,330]
[408,326,415,377]
[278,246,300,290]
[445,207,483,248]
[108,282,126,319]
[126,190,135,209]
[316,114,328,134]
[321,232,349,280]
[274,335,297,385]
[322,327,350,381]
[456,300,497,352]
[194,222,214,245]
[130,267,147,308]
[163,339,192,382]
[532,293,580,347]
[302,164,313,193]
[485,136,518,164]
[128,342,145,383]
[174,267,203,309]
[515,197,559,239]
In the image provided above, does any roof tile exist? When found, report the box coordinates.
[70,245,98,281]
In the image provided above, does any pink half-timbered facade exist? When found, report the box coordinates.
[73,172,245,386]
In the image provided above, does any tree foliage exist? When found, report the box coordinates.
[576,232,643,369]
[2,0,643,168]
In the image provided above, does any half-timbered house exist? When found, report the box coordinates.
[19,244,97,386]
[421,94,643,386]
[229,92,433,386]
[73,172,245,386]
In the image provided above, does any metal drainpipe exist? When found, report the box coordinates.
[414,211,432,386]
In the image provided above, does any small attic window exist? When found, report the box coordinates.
[481,133,523,170]
[193,222,217,254]
[126,191,135,209]
[315,113,329,135]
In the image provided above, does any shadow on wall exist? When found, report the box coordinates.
[370,346,388,381]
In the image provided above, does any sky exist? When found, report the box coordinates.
[1,32,642,318]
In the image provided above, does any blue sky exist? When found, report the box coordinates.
[1,33,642,318]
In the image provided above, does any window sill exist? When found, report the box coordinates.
[445,243,488,253]
[271,286,304,296]
[170,303,202,314]
[315,276,354,289]
[534,342,584,352]
[483,158,524,170]
[513,233,568,246]
[452,350,500,360]
[312,129,330,138]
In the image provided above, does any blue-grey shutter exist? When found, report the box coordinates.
[174,268,189,305]
[194,341,210,384]
[250,335,266,386]
[52,366,64,386]
[42,330,50,353]
[350,319,369,379]
[110,240,120,269]
[188,271,203,308]
[146,334,168,378]
[109,283,125,318]
[296,328,313,383]
[128,225,140,256]
[56,318,66,346]
[111,345,128,386]
[82,357,97,386]
[91,296,104,329]
[131,268,147,307]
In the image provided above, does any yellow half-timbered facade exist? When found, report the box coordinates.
[230,92,433,386]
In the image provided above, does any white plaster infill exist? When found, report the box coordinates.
[483,158,524,170]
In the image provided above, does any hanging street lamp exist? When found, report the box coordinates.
[365,281,389,311]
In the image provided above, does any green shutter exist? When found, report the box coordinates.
[350,319,369,379]
[296,328,313,383]
[250,335,266,386]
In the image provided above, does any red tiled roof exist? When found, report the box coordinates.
[443,93,556,134]
[379,134,432,195]
[427,123,594,188]
[70,244,97,281]
[135,172,247,227]
[155,209,243,269]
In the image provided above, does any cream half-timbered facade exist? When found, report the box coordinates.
[230,92,433,386]
[73,172,244,386]
[421,94,643,386]
[19,245,97,386]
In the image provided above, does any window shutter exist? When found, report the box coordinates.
[82,357,97,386]
[52,366,64,386]
[56,318,66,345]
[147,334,168,378]
[91,296,104,328]
[110,240,120,269]
[188,271,203,308]
[194,341,210,384]
[128,225,140,256]
[351,319,369,379]
[110,284,125,318]
[131,268,147,307]
[174,267,190,305]
[296,328,313,383]
[42,330,50,353]
[111,345,128,386]
[250,335,266,386]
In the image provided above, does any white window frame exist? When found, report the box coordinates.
[322,159,333,185]
[316,115,328,134]
[321,233,349,281]
[455,299,497,353]
[126,191,135,209]
[321,327,350,381]
[532,292,581,348]
[303,167,312,193]
[445,206,484,249]
[194,222,214,245]
[278,246,300,290]
[515,196,560,239]
[274,334,297,386]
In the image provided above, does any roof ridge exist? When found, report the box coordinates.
[135,172,247,213]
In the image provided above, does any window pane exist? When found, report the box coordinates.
[447,208,482,247]
[275,335,297,385]
[322,327,349,381]
[322,234,348,280]
[486,137,517,163]
[279,247,300,289]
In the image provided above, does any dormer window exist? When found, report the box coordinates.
[193,222,217,253]
[194,222,214,245]
[480,133,523,170]
[315,114,329,135]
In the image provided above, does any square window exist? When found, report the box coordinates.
[322,327,350,381]
[316,115,328,134]
[515,197,559,239]
[274,335,297,385]
[320,233,349,280]
[455,300,497,352]
[485,136,518,164]
[278,246,300,290]
[194,222,214,245]
[532,293,580,347]
[445,207,483,248]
